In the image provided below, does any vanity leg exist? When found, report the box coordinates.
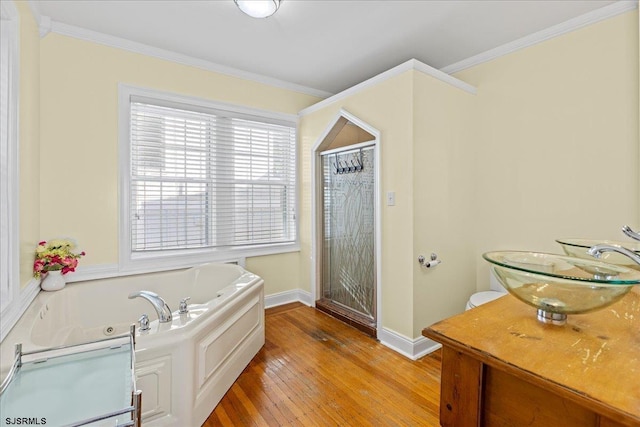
[440,346,483,427]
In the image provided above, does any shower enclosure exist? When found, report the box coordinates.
[318,145,376,336]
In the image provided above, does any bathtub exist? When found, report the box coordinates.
[0,263,265,426]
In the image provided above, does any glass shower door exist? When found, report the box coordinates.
[321,146,375,321]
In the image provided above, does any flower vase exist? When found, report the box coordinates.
[41,270,66,291]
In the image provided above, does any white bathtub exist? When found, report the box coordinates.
[0,263,265,426]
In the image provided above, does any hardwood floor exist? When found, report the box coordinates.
[203,303,442,426]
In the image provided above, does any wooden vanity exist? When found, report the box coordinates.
[422,287,640,427]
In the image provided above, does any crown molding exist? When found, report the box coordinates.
[26,0,40,24]
[441,0,638,75]
[28,1,634,114]
[299,58,477,117]
[412,59,477,94]
[39,18,333,99]
[38,15,51,38]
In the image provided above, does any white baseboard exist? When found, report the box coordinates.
[264,289,313,309]
[377,328,442,360]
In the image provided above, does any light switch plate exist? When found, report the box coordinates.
[387,191,395,206]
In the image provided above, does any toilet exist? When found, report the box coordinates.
[465,271,508,310]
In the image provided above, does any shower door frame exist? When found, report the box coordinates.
[310,109,382,337]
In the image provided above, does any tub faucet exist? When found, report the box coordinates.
[128,291,173,323]
[588,244,640,266]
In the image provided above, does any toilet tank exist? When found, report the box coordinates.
[489,269,507,293]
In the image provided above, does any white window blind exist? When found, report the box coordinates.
[129,99,297,253]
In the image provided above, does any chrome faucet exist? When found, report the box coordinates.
[622,225,640,242]
[178,297,191,314]
[588,244,640,266]
[138,313,151,331]
[128,291,173,323]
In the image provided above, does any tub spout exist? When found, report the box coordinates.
[128,291,173,323]
[588,244,640,266]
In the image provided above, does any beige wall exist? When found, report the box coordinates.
[244,252,302,296]
[411,71,477,337]
[16,1,40,287]
[299,72,416,336]
[455,10,639,291]
[300,9,638,340]
[17,5,639,341]
[37,33,321,295]
[300,71,477,338]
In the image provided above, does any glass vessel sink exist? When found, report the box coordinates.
[556,238,640,271]
[483,251,640,325]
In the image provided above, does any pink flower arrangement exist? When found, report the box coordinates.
[33,239,86,279]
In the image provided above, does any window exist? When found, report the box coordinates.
[1,0,20,340]
[120,86,298,271]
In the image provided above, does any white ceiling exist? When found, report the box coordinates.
[30,0,629,96]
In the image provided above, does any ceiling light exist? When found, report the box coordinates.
[234,0,281,19]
